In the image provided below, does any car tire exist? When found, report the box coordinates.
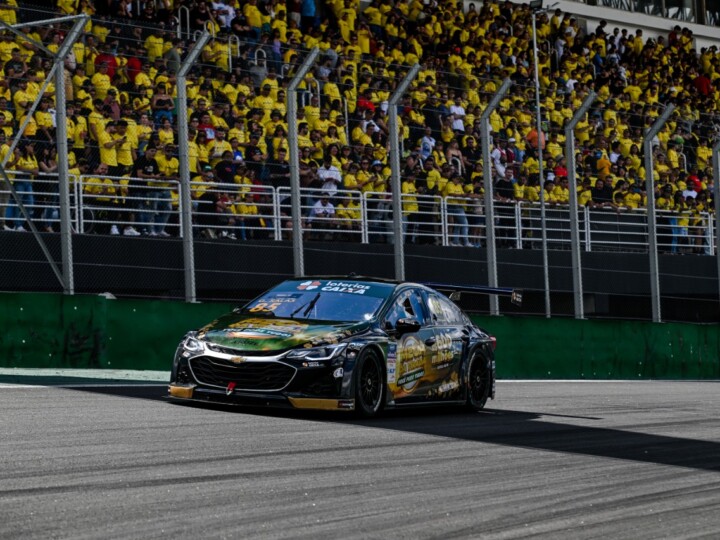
[465,353,491,412]
[354,349,385,418]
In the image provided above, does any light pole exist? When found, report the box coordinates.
[530,0,555,318]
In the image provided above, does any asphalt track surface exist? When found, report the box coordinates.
[1,377,719,539]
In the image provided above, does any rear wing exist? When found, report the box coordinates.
[423,283,523,306]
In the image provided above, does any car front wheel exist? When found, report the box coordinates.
[354,349,385,418]
[466,353,491,411]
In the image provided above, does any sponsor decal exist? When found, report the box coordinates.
[396,335,426,389]
[429,332,457,368]
[227,328,293,339]
[297,280,322,290]
[426,373,461,399]
[437,380,460,394]
[320,281,372,295]
[224,318,309,340]
[387,343,397,384]
[231,318,308,332]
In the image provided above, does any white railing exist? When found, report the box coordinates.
[193,182,277,240]
[78,175,181,235]
[277,187,365,242]
[0,173,78,232]
[0,176,716,255]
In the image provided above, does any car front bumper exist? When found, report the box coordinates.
[168,383,355,411]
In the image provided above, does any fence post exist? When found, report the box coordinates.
[644,105,675,323]
[564,91,596,320]
[56,17,87,295]
[287,48,319,278]
[178,31,211,303]
[388,64,420,282]
[480,78,512,316]
[712,140,720,304]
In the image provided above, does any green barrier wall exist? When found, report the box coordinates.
[1,293,718,378]
[471,316,720,379]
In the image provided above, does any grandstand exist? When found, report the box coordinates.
[0,0,718,321]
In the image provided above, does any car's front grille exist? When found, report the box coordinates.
[205,343,281,356]
[190,356,296,391]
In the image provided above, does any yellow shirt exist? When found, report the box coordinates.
[97,130,118,167]
[401,180,418,214]
[114,133,133,167]
[443,181,467,206]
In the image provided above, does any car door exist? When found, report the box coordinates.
[384,288,437,404]
[422,292,467,401]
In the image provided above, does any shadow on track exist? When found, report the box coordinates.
[164,398,720,473]
[30,382,720,473]
[347,407,720,473]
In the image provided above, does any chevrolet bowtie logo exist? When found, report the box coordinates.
[230,356,247,364]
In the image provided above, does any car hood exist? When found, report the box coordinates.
[196,313,370,352]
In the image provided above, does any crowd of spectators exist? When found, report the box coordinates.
[0,0,716,252]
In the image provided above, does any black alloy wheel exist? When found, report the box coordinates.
[355,350,385,417]
[466,353,491,411]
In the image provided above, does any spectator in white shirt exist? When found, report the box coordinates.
[449,97,466,133]
[317,157,342,197]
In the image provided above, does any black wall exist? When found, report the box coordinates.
[1,232,718,321]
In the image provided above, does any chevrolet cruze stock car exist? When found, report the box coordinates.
[169,277,520,417]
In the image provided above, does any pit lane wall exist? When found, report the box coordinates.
[1,292,719,379]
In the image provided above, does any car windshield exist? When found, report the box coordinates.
[241,279,394,322]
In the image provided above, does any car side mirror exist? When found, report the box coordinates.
[395,317,421,335]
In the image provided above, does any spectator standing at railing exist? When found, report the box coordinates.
[2,142,28,231]
[589,178,614,209]
[38,146,59,233]
[233,192,264,241]
[84,162,121,235]
[444,173,471,247]
[318,156,342,199]
[114,120,135,176]
[129,144,162,236]
[336,192,361,241]
[98,121,123,177]
[307,192,335,240]
[494,168,517,249]
[401,172,420,244]
[149,144,179,237]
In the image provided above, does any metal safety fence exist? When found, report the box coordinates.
[2,178,715,257]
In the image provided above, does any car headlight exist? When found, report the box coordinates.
[182,336,205,353]
[286,343,347,361]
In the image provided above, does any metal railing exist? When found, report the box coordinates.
[1,177,715,255]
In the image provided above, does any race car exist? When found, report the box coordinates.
[169,277,520,417]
